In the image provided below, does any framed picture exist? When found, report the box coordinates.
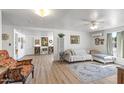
[35,39,40,45]
[100,39,104,45]
[70,35,80,44]
[41,37,48,46]
[2,33,9,40]
[95,38,100,45]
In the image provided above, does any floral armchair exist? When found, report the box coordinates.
[0,50,34,84]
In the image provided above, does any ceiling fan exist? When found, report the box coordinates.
[81,19,104,30]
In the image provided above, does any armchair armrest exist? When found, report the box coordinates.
[17,59,33,65]
[64,53,71,57]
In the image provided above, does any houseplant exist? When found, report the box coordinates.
[58,33,65,38]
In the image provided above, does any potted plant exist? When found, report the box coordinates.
[58,33,65,38]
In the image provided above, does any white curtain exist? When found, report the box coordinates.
[117,32,122,57]
[121,31,124,58]
[107,33,113,55]
[122,40,124,58]
[117,31,124,58]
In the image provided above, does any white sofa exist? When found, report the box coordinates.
[92,53,115,64]
[90,50,115,64]
[63,49,93,62]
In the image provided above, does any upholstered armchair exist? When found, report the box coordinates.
[0,50,34,84]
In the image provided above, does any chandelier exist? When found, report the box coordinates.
[34,9,50,17]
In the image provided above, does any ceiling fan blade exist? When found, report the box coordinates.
[82,21,90,24]
[81,18,91,22]
[96,19,104,23]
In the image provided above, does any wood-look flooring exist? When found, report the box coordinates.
[22,55,117,84]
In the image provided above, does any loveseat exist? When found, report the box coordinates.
[0,50,34,84]
[63,49,93,62]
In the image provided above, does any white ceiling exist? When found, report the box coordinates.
[2,9,124,32]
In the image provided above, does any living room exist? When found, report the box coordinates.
[1,9,124,84]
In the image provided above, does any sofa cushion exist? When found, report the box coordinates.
[71,49,76,55]
[0,58,17,68]
[0,50,9,61]
[64,49,72,56]
[64,49,76,55]
[75,49,88,56]
[70,55,84,62]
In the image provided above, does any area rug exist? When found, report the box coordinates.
[68,62,117,82]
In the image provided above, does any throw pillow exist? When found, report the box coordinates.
[0,54,4,61]
[71,49,76,55]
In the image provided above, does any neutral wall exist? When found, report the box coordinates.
[90,26,124,65]
[1,25,55,57]
[91,26,124,53]
[24,31,53,55]
[2,25,14,57]
[2,25,26,59]
[25,36,34,55]
[15,28,92,60]
[2,25,91,61]
[17,28,91,60]
[90,31,107,53]
[53,30,91,61]
[0,10,2,49]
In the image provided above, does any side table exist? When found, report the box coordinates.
[59,52,64,62]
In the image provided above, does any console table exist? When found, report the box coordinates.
[0,66,8,84]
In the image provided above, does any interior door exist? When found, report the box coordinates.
[25,36,34,55]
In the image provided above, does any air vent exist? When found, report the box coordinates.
[92,33,103,37]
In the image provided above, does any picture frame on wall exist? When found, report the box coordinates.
[35,39,40,45]
[2,33,9,40]
[95,38,100,45]
[95,38,104,45]
[100,39,104,45]
[70,35,80,44]
[41,37,48,46]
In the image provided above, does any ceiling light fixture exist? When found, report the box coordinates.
[90,23,98,30]
[34,9,50,17]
